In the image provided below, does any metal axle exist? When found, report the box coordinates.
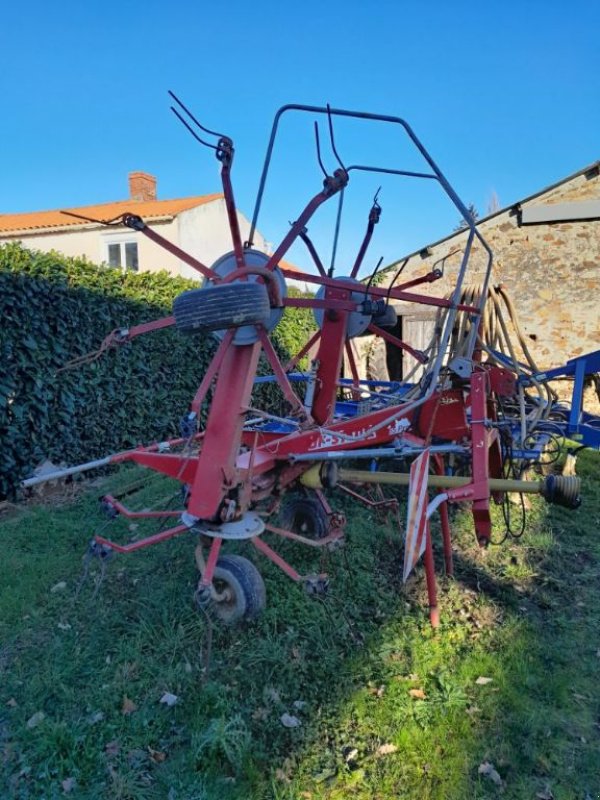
[22,457,112,488]
[337,469,581,508]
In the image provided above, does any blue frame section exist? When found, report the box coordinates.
[527,350,600,449]
[252,353,600,450]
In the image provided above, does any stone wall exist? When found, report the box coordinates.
[371,164,600,379]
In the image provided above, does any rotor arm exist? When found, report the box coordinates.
[367,323,428,364]
[58,315,175,372]
[264,169,349,273]
[390,268,443,292]
[215,139,245,270]
[109,315,176,342]
[122,214,218,282]
[298,227,327,277]
[276,265,479,314]
[350,193,382,279]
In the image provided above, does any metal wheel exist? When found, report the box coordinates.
[357,303,398,337]
[173,283,270,335]
[372,303,398,329]
[280,495,329,539]
[201,554,266,623]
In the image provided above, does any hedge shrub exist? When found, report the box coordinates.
[0,243,315,498]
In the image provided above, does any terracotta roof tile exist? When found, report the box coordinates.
[0,194,223,234]
[278,258,303,274]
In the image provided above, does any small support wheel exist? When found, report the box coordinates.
[173,283,270,335]
[198,554,266,624]
[280,495,329,539]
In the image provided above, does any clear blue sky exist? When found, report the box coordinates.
[1,0,598,275]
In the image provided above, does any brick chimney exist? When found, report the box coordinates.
[128,171,157,202]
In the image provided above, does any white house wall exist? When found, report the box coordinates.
[0,227,101,263]
[177,200,269,281]
[0,220,183,275]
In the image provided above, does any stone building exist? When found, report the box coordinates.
[361,161,599,381]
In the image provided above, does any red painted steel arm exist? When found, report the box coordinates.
[95,524,189,554]
[264,170,348,272]
[298,229,327,277]
[58,315,176,371]
[278,266,478,313]
[236,401,425,475]
[367,323,428,364]
[257,329,311,419]
[350,199,381,279]
[283,296,358,312]
[310,283,351,424]
[187,342,263,519]
[122,316,175,339]
[392,269,443,291]
[345,341,362,398]
[441,372,495,544]
[190,330,235,414]
[122,213,217,281]
[283,329,321,372]
[218,144,245,270]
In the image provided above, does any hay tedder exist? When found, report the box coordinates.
[25,98,591,625]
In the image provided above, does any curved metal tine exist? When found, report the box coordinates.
[313,121,329,179]
[326,104,347,173]
[347,164,437,180]
[296,222,327,277]
[168,90,225,140]
[385,257,409,303]
[364,256,384,297]
[60,209,124,226]
[170,107,218,150]
[432,246,462,275]
[349,187,382,280]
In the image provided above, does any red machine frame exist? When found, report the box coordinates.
[43,99,580,627]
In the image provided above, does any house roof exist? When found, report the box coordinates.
[382,159,600,273]
[0,194,223,235]
[278,258,304,275]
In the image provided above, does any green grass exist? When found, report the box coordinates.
[1,450,599,800]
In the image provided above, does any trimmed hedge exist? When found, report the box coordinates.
[0,243,315,498]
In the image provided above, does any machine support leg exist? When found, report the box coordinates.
[423,523,439,628]
[439,499,453,577]
[198,537,223,587]
[434,456,453,576]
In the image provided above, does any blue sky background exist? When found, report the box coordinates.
[1,0,598,275]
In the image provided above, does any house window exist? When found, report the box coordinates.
[105,241,139,271]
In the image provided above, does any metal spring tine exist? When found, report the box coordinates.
[432,246,462,273]
[386,257,409,303]
[168,89,225,140]
[365,256,384,297]
[295,222,327,277]
[326,103,347,173]
[170,107,218,150]
[313,121,329,178]
[60,210,125,226]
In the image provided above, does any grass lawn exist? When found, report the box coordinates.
[1,449,599,799]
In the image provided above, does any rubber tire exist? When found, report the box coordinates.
[209,554,266,624]
[173,283,270,335]
[280,495,329,540]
